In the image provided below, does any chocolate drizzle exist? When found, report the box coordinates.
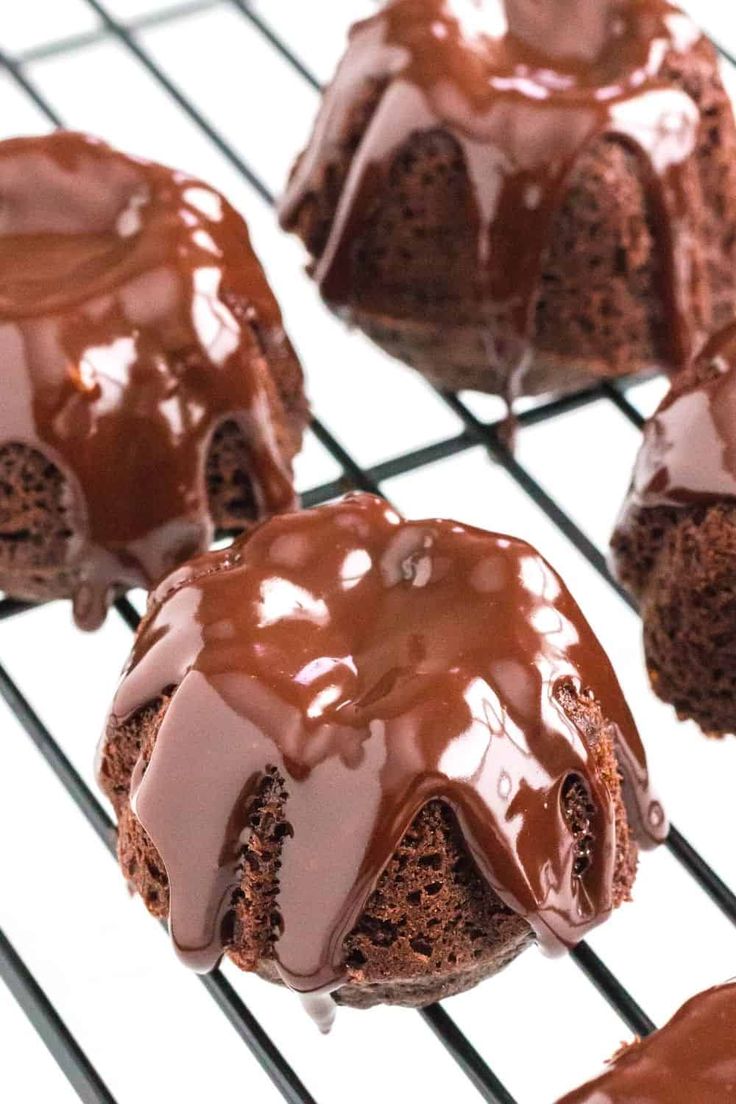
[280,0,706,389]
[0,132,298,629]
[625,321,736,510]
[557,981,736,1102]
[105,494,665,1026]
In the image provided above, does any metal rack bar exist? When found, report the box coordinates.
[0,928,118,1104]
[15,0,223,65]
[0,46,63,125]
[438,391,635,605]
[712,37,736,70]
[0,663,116,851]
[81,0,274,205]
[310,418,384,496]
[228,0,322,91]
[570,945,655,1037]
[0,598,34,620]
[666,825,736,923]
[601,382,646,430]
[419,1005,518,1104]
[113,596,144,632]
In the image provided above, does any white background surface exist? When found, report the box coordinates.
[1,2,735,1102]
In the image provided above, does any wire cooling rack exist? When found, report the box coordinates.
[0,3,735,1102]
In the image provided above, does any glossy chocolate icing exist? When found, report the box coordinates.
[0,132,297,629]
[105,494,665,1027]
[280,0,705,387]
[624,321,736,510]
[557,981,736,1102]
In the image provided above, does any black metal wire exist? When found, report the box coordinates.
[712,35,736,71]
[570,944,656,1037]
[303,384,620,506]
[227,0,322,92]
[420,1005,518,1104]
[0,46,64,125]
[0,928,118,1104]
[0,598,35,620]
[666,825,736,923]
[1,6,736,1104]
[15,0,222,65]
[601,382,646,430]
[113,596,144,632]
[0,663,116,852]
[309,418,385,496]
[0,659,319,1104]
[81,0,275,205]
[439,390,637,608]
[197,974,318,1104]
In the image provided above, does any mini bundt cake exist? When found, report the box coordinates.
[99,493,665,1028]
[612,322,736,736]
[280,0,736,400]
[0,132,308,630]
[556,981,736,1101]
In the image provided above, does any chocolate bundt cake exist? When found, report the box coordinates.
[99,493,665,1028]
[0,132,308,630]
[612,323,736,736]
[556,981,736,1101]
[281,0,736,400]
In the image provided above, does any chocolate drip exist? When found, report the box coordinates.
[557,981,736,1102]
[105,495,665,1025]
[625,322,736,510]
[0,132,297,629]
[280,0,705,386]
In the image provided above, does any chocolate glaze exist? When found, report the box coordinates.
[104,494,665,1027]
[623,321,736,511]
[280,0,705,390]
[557,981,736,1102]
[0,132,298,629]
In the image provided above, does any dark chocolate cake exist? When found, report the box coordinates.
[0,132,308,629]
[99,494,665,1027]
[612,322,736,736]
[281,0,736,400]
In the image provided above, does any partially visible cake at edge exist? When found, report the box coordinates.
[555,981,736,1102]
[0,132,308,629]
[612,322,736,736]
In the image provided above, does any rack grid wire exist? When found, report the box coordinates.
[1,3,735,1103]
